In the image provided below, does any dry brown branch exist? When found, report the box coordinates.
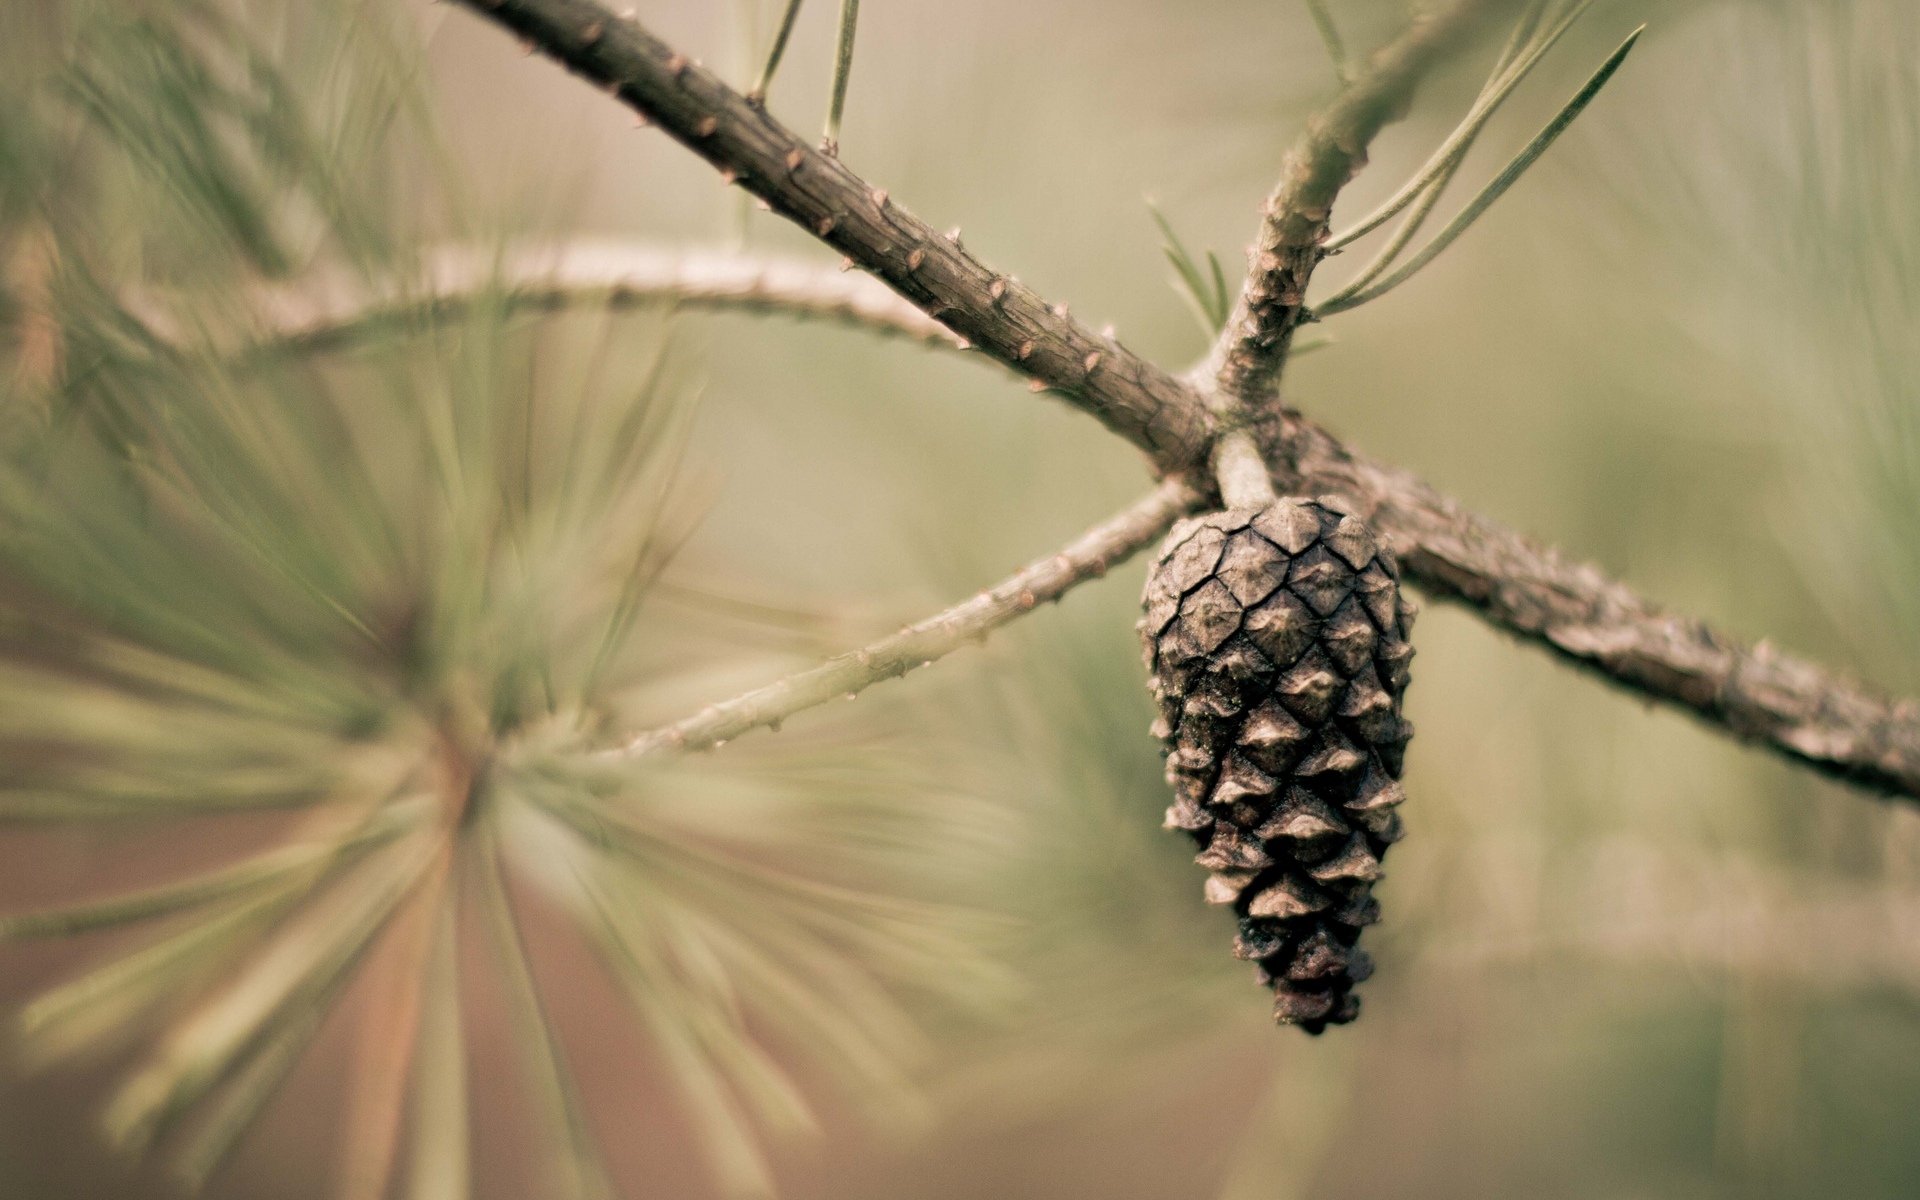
[450,0,1920,804]
[1279,418,1920,799]
[448,0,1217,470]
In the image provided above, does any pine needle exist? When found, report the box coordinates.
[1324,0,1592,253]
[100,833,432,1152]
[1147,200,1231,336]
[403,897,470,1200]
[168,989,332,1191]
[822,0,860,156]
[748,0,806,104]
[1302,0,1350,82]
[1315,26,1644,317]
[476,824,616,1200]
[0,811,407,939]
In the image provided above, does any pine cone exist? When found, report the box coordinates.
[1139,497,1415,1032]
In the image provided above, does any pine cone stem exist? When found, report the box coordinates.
[1212,430,1280,509]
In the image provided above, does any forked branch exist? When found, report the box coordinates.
[452,0,1920,804]
[1202,0,1522,404]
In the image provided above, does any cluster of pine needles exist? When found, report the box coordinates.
[0,3,998,1195]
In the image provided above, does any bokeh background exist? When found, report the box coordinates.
[2,1,1917,1198]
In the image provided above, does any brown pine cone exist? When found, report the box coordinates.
[1139,497,1415,1033]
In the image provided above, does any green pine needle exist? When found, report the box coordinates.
[1325,0,1594,253]
[1316,26,1644,318]
[403,899,473,1200]
[0,806,413,939]
[823,0,861,154]
[1302,0,1350,81]
[750,0,807,103]
[1147,200,1232,337]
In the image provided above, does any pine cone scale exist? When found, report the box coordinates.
[1140,496,1416,1033]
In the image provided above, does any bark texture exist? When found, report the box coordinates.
[453,0,1920,805]
[1201,0,1519,406]
[451,0,1212,469]
[1143,499,1415,1030]
[1275,416,1920,800]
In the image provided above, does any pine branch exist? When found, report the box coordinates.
[615,479,1206,756]
[1201,0,1521,404]
[451,0,1920,804]
[1280,417,1920,800]
[446,0,1216,471]
[135,241,970,359]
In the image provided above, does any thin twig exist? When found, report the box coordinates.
[1211,430,1279,509]
[616,479,1206,756]
[1418,837,1920,996]
[154,241,969,360]
[453,0,1920,803]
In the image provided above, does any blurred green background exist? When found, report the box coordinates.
[2,1,1917,1198]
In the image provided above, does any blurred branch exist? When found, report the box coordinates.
[134,241,972,359]
[453,0,1920,804]
[1314,26,1644,317]
[1201,0,1521,405]
[616,479,1206,756]
[1423,837,1920,996]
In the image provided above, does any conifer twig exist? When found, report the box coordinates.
[448,0,1218,467]
[175,242,969,360]
[616,479,1206,756]
[451,0,1920,803]
[1202,0,1521,404]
